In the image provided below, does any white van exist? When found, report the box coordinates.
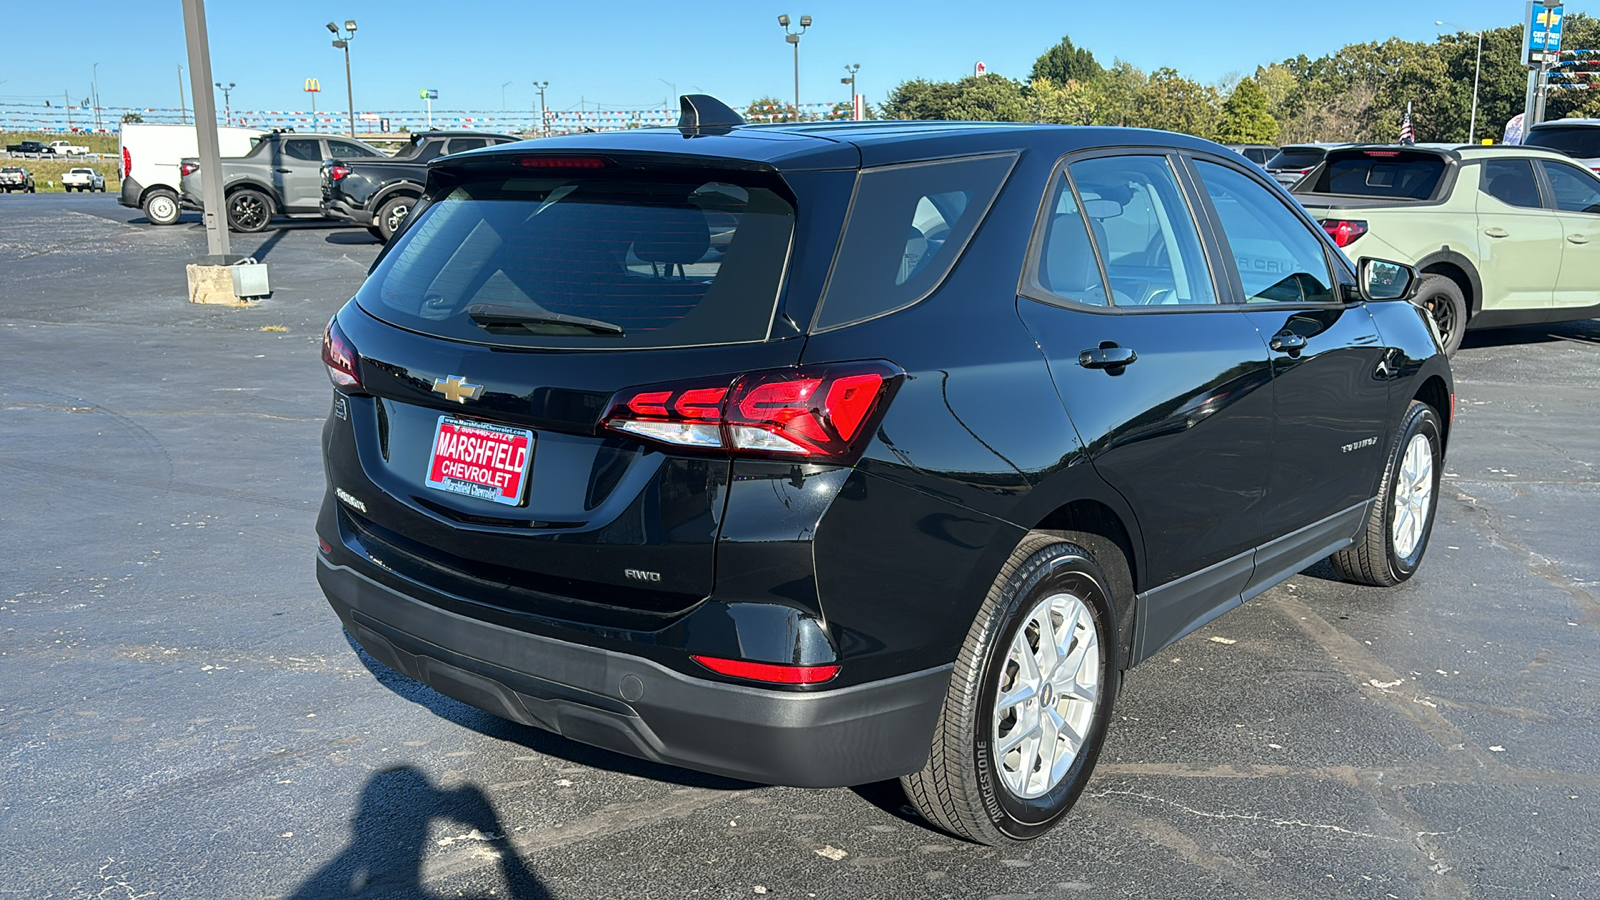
[118,123,262,225]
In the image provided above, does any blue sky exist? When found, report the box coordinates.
[0,0,1537,119]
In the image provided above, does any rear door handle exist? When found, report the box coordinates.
[1568,233,1591,245]
[1484,227,1510,238]
[274,167,293,173]
[1269,332,1308,354]
[1078,346,1138,370]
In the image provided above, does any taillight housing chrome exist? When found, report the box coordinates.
[179,162,199,177]
[1322,219,1368,248]
[326,164,351,181]
[322,316,361,389]
[602,362,902,462]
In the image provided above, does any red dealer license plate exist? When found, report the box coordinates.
[424,416,534,506]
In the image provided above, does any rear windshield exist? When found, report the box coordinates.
[1523,125,1600,159]
[356,173,795,349]
[1303,150,1448,199]
[1265,148,1327,171]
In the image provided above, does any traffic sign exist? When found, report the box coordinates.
[420,89,439,100]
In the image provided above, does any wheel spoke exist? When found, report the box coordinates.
[1033,608,1060,676]
[996,719,1035,756]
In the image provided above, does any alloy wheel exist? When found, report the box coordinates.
[991,591,1101,799]
[1392,432,1434,560]
[230,193,268,230]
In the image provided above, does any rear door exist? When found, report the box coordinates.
[1476,158,1561,317]
[1187,155,1391,594]
[1017,150,1274,656]
[276,138,325,211]
[1535,158,1600,315]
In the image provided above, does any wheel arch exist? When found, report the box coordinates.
[1415,249,1481,319]
[372,181,424,209]
[224,178,283,214]
[1412,373,1453,454]
[1018,491,1144,672]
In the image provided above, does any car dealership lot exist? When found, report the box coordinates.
[2,192,1597,898]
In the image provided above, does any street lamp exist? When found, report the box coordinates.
[841,63,860,121]
[656,77,677,110]
[327,19,358,138]
[777,14,812,122]
[502,81,512,112]
[533,81,550,135]
[1437,21,1483,143]
[214,81,235,126]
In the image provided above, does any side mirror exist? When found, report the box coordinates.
[1354,258,1420,302]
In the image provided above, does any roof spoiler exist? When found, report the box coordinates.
[678,94,745,135]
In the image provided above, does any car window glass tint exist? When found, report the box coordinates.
[1265,148,1325,170]
[1308,150,1446,199]
[283,139,322,162]
[329,140,381,158]
[813,153,1015,330]
[1480,159,1542,208]
[1033,178,1109,306]
[1195,160,1337,304]
[1539,161,1600,214]
[1065,155,1216,306]
[1523,125,1600,159]
[448,138,490,154]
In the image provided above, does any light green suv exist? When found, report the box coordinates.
[1292,144,1600,354]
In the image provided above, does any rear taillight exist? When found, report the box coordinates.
[1322,219,1368,248]
[602,362,901,461]
[327,164,351,181]
[691,655,840,685]
[122,147,131,178]
[179,162,198,177]
[322,316,361,389]
[516,156,609,169]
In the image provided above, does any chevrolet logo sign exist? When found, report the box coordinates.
[432,374,484,404]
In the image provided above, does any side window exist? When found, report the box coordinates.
[1539,160,1600,214]
[1481,159,1542,209]
[283,139,323,162]
[447,138,490,154]
[1033,179,1108,307]
[1194,160,1337,304]
[813,153,1016,330]
[1063,154,1217,305]
[328,140,381,158]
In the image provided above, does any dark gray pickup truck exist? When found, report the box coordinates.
[319,131,518,240]
[178,132,387,232]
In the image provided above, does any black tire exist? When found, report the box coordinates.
[902,531,1120,844]
[1413,274,1467,356]
[366,226,387,242]
[226,187,273,233]
[142,189,181,226]
[375,195,415,242]
[1330,401,1443,587]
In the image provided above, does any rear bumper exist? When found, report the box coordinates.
[317,555,950,787]
[321,197,372,226]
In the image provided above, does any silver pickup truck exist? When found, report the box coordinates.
[179,132,386,232]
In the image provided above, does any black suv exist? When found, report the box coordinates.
[320,130,519,241]
[317,98,1452,844]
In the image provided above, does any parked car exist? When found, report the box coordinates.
[179,131,388,232]
[47,140,91,156]
[1226,142,1277,166]
[0,166,36,192]
[1263,143,1345,187]
[1521,119,1600,172]
[1293,143,1600,354]
[320,130,519,241]
[316,99,1453,844]
[118,123,264,225]
[5,140,52,156]
[62,167,106,192]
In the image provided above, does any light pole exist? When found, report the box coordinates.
[214,81,234,126]
[178,65,188,124]
[533,81,549,135]
[327,20,357,138]
[656,77,677,110]
[501,81,512,111]
[841,63,860,120]
[1528,0,1561,126]
[777,14,812,121]
[1437,21,1483,143]
[91,62,101,132]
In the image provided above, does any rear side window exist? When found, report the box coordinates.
[284,139,322,162]
[1480,159,1542,208]
[1305,150,1447,199]
[1523,125,1600,159]
[1265,148,1325,171]
[356,174,795,349]
[447,138,490,154]
[813,154,1015,331]
[1539,160,1600,213]
[329,140,382,158]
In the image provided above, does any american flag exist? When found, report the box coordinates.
[1400,102,1416,144]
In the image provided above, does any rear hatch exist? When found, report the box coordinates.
[1522,123,1600,171]
[329,150,821,626]
[1291,147,1453,212]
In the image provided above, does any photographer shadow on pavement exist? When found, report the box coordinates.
[287,765,549,899]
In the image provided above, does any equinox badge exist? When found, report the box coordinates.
[433,375,484,404]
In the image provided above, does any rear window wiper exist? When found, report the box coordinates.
[466,304,625,336]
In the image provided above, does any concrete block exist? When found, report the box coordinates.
[186,264,250,306]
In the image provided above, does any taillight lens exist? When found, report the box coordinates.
[602,362,901,461]
[1322,219,1368,248]
[322,316,361,389]
[516,156,610,169]
[691,655,840,685]
[122,147,131,178]
[179,162,198,177]
[327,164,351,181]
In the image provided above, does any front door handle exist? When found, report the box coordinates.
[1269,332,1308,354]
[1078,346,1138,370]
[274,167,293,173]
[1484,227,1510,238]
[1568,233,1591,245]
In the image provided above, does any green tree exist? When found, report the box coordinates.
[746,95,798,123]
[1216,78,1278,143]
[880,75,1029,122]
[1132,68,1220,138]
[879,79,964,119]
[1029,34,1102,86]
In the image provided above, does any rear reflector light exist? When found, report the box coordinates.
[602,362,902,461]
[1322,219,1368,248]
[1364,150,1401,157]
[322,316,361,389]
[327,164,351,181]
[1450,393,1456,423]
[122,147,131,178]
[318,538,333,554]
[179,162,198,177]
[691,655,840,685]
[517,156,609,169]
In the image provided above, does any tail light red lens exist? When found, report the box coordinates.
[327,164,351,181]
[691,655,840,685]
[322,316,361,389]
[602,362,901,461]
[122,147,131,178]
[179,162,198,177]
[1322,219,1368,248]
[517,156,610,169]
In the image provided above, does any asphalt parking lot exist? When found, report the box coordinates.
[2,191,1598,899]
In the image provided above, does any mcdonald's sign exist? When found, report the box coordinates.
[304,78,321,93]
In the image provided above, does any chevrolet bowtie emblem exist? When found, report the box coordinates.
[432,375,484,404]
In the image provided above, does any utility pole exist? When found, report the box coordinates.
[777,15,813,121]
[533,81,549,135]
[181,0,235,262]
[91,62,101,131]
[327,20,358,138]
[178,65,188,124]
[65,91,73,132]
